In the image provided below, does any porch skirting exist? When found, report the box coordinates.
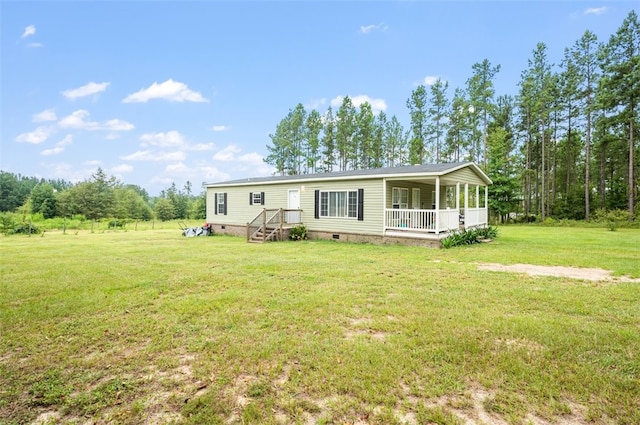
[308,230,443,248]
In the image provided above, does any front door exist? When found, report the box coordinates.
[287,189,300,223]
[412,188,420,209]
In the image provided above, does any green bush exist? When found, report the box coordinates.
[441,226,497,249]
[13,222,40,235]
[289,225,308,241]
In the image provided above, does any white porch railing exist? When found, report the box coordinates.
[384,208,461,233]
[463,208,487,228]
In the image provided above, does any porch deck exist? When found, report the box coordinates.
[384,207,488,236]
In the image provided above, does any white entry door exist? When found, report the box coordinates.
[287,189,300,223]
[412,188,421,209]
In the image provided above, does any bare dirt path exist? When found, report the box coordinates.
[477,263,640,282]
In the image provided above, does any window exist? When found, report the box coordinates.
[249,192,265,205]
[319,190,358,218]
[392,187,408,209]
[215,192,227,215]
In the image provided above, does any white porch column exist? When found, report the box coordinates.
[485,185,489,226]
[435,176,441,234]
[464,183,469,229]
[484,185,488,208]
[476,185,480,208]
[456,182,460,211]
[382,178,387,234]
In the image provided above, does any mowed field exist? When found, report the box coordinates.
[1,226,639,425]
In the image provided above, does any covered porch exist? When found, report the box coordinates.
[383,173,489,238]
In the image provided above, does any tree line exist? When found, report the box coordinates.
[265,11,639,222]
[0,169,206,223]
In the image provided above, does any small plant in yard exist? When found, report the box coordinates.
[441,226,498,248]
[289,224,308,240]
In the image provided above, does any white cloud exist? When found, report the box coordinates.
[359,23,388,34]
[423,76,440,86]
[330,95,387,114]
[157,162,230,185]
[40,162,91,183]
[62,82,110,100]
[33,109,57,122]
[103,119,134,131]
[58,110,134,131]
[140,131,186,148]
[213,144,242,161]
[199,165,230,182]
[189,143,216,151]
[58,110,99,129]
[27,42,43,48]
[15,126,55,144]
[584,7,607,15]
[120,150,186,162]
[111,164,133,174]
[22,25,36,38]
[210,145,273,177]
[40,146,65,156]
[40,135,73,156]
[211,125,229,132]
[123,79,208,103]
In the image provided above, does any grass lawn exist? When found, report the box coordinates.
[1,225,638,424]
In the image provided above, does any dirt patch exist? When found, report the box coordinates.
[478,263,640,282]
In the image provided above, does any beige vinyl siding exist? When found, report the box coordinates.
[446,167,486,185]
[303,178,384,236]
[207,178,385,235]
[206,185,292,225]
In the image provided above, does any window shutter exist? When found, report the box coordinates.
[249,192,253,205]
[314,190,320,219]
[214,193,218,215]
[261,192,265,205]
[223,193,227,215]
[357,188,364,221]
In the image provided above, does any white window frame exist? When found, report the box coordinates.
[216,192,225,214]
[319,189,358,219]
[392,187,408,209]
[252,192,263,205]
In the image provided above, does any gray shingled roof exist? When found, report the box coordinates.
[205,162,489,187]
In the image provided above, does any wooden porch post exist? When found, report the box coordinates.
[262,209,267,242]
[435,176,441,234]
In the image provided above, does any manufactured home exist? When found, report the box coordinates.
[204,162,492,247]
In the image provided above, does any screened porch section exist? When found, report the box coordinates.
[384,179,488,235]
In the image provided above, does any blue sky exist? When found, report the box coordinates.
[1,1,636,195]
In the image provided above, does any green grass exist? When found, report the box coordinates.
[1,225,638,424]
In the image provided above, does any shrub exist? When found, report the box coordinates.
[13,222,40,235]
[441,226,497,249]
[289,225,308,241]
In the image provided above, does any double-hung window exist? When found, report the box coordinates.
[215,192,227,215]
[392,187,408,209]
[319,190,358,218]
[249,192,264,205]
